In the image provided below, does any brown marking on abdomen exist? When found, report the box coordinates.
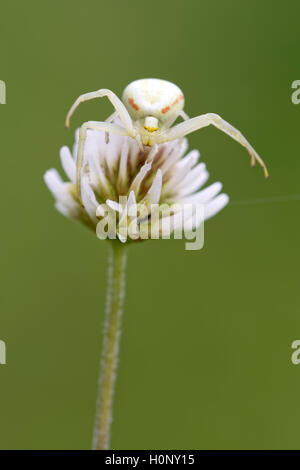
[128,98,139,111]
[162,106,170,114]
[161,94,184,114]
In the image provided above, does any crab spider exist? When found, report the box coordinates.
[65,78,268,201]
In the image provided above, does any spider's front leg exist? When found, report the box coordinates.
[161,113,269,178]
[76,121,129,202]
[65,88,143,150]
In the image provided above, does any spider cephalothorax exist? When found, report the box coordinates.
[122,79,185,144]
[65,78,268,200]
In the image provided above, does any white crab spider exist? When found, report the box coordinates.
[65,78,269,200]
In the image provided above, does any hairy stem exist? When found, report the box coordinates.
[92,241,128,450]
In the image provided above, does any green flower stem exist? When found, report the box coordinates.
[92,241,128,450]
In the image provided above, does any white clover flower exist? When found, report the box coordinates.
[44,126,229,242]
[44,78,268,450]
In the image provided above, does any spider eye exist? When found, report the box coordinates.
[144,116,159,132]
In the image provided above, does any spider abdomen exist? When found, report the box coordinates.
[122,78,184,122]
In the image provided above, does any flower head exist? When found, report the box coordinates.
[44,126,229,242]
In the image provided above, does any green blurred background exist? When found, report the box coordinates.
[0,0,299,450]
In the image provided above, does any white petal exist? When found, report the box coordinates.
[106,199,122,213]
[165,150,200,190]
[85,129,104,161]
[54,201,71,218]
[204,194,229,220]
[176,164,209,198]
[54,201,80,219]
[146,144,159,162]
[129,161,152,195]
[159,139,189,176]
[81,176,98,223]
[127,190,137,207]
[88,149,112,199]
[117,233,127,243]
[45,169,81,220]
[117,139,129,192]
[127,137,140,169]
[119,191,137,225]
[117,191,139,241]
[96,204,106,217]
[105,132,123,178]
[176,150,199,171]
[60,146,76,183]
[85,130,105,188]
[180,182,223,204]
[44,169,64,199]
[144,169,162,205]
